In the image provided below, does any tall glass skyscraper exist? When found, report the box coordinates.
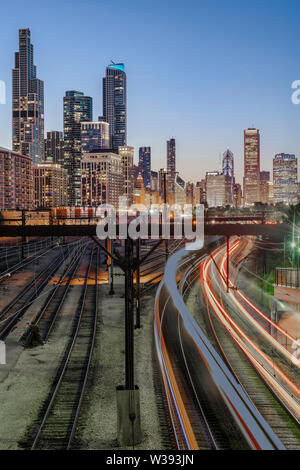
[139,147,151,188]
[103,63,127,148]
[63,91,92,205]
[12,28,44,164]
[167,138,176,193]
[81,121,109,154]
[273,154,298,205]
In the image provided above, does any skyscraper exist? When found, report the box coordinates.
[12,28,44,164]
[222,148,234,205]
[44,131,64,164]
[103,63,127,148]
[243,128,260,205]
[63,91,92,205]
[118,146,134,205]
[260,171,270,205]
[273,154,298,205]
[81,121,109,154]
[167,138,176,195]
[138,147,151,188]
[206,171,226,207]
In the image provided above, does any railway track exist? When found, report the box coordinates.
[20,243,88,343]
[30,246,99,450]
[0,241,84,340]
[185,245,300,449]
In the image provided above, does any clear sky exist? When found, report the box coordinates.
[1,0,300,184]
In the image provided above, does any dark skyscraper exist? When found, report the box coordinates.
[12,28,44,164]
[63,91,92,205]
[167,138,176,193]
[44,131,64,164]
[139,147,151,188]
[103,63,126,148]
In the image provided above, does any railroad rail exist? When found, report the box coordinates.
[31,247,99,450]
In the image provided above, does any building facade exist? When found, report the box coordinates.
[206,171,226,208]
[34,163,68,207]
[233,183,242,208]
[103,63,126,148]
[44,131,63,164]
[222,148,234,205]
[81,152,123,207]
[118,146,134,206]
[12,28,44,164]
[81,121,109,154]
[0,147,33,210]
[138,147,151,188]
[243,128,260,205]
[167,138,176,194]
[63,91,93,205]
[273,154,298,205]
[260,171,270,205]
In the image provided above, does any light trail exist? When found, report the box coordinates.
[201,242,300,420]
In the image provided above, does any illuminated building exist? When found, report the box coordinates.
[206,171,226,207]
[81,152,123,207]
[34,163,68,207]
[139,147,151,188]
[118,146,134,205]
[222,149,234,205]
[167,138,176,194]
[260,171,270,204]
[243,128,260,205]
[273,154,298,205]
[0,147,33,210]
[81,121,109,153]
[12,29,44,164]
[103,63,126,148]
[63,91,92,205]
[233,183,242,208]
[44,131,63,164]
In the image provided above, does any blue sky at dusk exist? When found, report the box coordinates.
[1,0,300,183]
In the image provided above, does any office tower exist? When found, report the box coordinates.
[243,128,260,205]
[138,147,151,188]
[174,175,186,207]
[233,183,242,208]
[133,173,147,205]
[44,131,64,164]
[118,146,134,205]
[186,182,194,205]
[12,28,44,164]
[195,180,206,205]
[0,147,33,210]
[63,91,92,205]
[273,154,298,205]
[81,152,123,207]
[167,138,176,193]
[81,121,109,154]
[151,171,159,192]
[34,163,68,207]
[103,63,126,148]
[205,171,226,207]
[222,148,234,205]
[260,171,270,205]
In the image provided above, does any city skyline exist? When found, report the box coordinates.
[1,0,300,184]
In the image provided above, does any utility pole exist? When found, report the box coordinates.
[107,238,115,295]
[163,171,169,261]
[135,238,141,329]
[21,210,26,260]
[226,236,230,293]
